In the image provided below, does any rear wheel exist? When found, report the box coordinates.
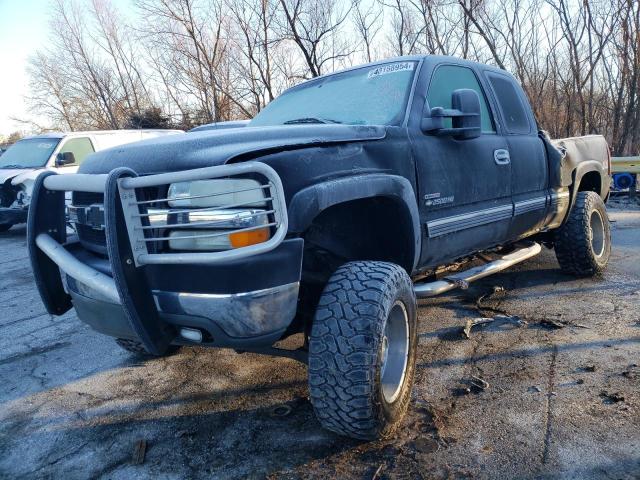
[308,261,417,440]
[554,191,611,276]
[115,338,179,358]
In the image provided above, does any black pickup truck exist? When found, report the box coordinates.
[28,55,611,440]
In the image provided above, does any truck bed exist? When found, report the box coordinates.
[545,134,609,189]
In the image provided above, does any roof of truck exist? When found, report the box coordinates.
[290,55,511,90]
[23,129,183,140]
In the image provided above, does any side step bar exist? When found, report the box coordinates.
[414,242,542,298]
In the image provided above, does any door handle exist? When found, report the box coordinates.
[494,149,510,165]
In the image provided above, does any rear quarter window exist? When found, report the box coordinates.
[486,73,531,134]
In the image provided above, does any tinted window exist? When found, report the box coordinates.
[59,137,95,165]
[427,65,495,133]
[251,61,417,127]
[487,74,531,134]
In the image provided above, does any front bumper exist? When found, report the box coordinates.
[63,240,302,347]
[27,163,297,353]
[0,207,28,225]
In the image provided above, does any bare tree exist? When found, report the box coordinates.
[19,0,640,156]
[352,0,383,62]
[227,0,281,114]
[137,0,233,122]
[380,0,422,56]
[278,0,354,77]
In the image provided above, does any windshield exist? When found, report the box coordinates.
[250,61,417,127]
[0,138,60,169]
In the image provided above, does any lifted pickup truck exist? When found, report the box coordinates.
[28,56,611,440]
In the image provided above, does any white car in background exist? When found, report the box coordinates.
[0,129,183,231]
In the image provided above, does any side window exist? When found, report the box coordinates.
[427,65,495,133]
[59,137,95,165]
[486,73,531,134]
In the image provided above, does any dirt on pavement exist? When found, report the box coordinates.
[0,206,638,479]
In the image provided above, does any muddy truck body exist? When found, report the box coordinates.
[28,55,611,440]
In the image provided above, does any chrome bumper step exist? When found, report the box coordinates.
[414,242,542,298]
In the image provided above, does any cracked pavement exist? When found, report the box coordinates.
[0,204,639,479]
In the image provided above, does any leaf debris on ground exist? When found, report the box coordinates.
[462,318,495,338]
[454,375,490,396]
[600,390,625,404]
[622,364,638,379]
[371,463,384,480]
[540,318,589,329]
[462,315,526,339]
[470,375,490,391]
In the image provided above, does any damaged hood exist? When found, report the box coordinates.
[79,124,387,175]
[0,168,32,184]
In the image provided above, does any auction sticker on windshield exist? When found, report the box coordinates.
[367,62,415,79]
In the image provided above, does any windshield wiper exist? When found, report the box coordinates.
[283,117,342,125]
[0,165,26,169]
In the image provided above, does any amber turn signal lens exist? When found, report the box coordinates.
[229,228,270,248]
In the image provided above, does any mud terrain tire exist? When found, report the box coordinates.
[308,261,417,440]
[115,338,179,357]
[554,191,611,276]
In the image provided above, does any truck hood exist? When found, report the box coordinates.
[0,168,33,184]
[80,124,387,175]
[10,169,43,187]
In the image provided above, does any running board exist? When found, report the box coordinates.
[414,242,542,298]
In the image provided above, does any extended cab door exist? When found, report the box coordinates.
[483,72,548,238]
[410,63,512,267]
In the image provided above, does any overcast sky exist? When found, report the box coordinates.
[0,0,49,134]
[0,0,134,136]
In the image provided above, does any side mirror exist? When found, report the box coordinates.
[56,151,76,166]
[421,88,482,140]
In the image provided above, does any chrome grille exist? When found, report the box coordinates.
[76,224,107,247]
[71,192,107,253]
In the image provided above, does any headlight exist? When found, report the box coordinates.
[168,179,266,208]
[168,227,270,251]
[166,179,271,251]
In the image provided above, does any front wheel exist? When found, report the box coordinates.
[0,223,12,233]
[308,261,418,440]
[554,191,611,276]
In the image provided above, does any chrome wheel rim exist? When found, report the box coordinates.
[590,209,605,258]
[380,301,410,404]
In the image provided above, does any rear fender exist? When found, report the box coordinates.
[570,161,609,211]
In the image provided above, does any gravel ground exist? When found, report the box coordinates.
[0,206,638,479]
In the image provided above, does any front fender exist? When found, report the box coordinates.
[288,174,421,271]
